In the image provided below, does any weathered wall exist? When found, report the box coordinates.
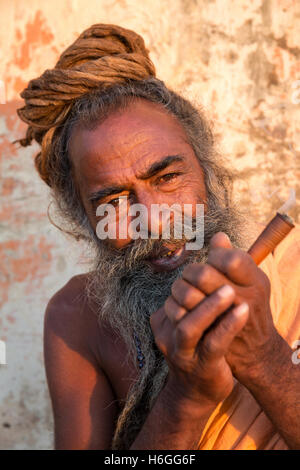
[0,0,299,449]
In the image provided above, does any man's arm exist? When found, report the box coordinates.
[181,232,300,450]
[139,338,300,451]
[130,283,249,450]
[130,378,216,450]
[238,334,300,450]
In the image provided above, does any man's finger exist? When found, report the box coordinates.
[182,263,233,301]
[164,295,188,324]
[200,302,249,359]
[150,306,172,357]
[209,232,232,250]
[174,284,236,353]
[150,306,165,333]
[207,247,258,286]
[171,278,206,310]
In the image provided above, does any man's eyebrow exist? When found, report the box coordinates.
[88,155,185,202]
[137,155,184,180]
[88,185,127,203]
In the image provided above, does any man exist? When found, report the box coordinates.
[15,24,300,450]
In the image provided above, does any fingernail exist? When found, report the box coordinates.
[218,285,235,298]
[233,302,249,317]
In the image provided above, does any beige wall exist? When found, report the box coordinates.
[0,0,299,449]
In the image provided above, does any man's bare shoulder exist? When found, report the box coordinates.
[47,273,89,309]
[44,273,105,363]
[44,274,137,405]
[45,273,94,323]
[44,274,121,449]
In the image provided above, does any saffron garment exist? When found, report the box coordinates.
[197,224,300,450]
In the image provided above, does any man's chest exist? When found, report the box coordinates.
[94,326,141,404]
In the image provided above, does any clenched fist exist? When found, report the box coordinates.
[150,232,279,406]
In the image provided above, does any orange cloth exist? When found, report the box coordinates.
[197,224,300,450]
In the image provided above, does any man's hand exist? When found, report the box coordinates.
[182,232,280,381]
[151,231,279,407]
[150,237,251,406]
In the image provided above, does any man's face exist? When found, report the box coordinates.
[67,97,242,363]
[69,98,207,271]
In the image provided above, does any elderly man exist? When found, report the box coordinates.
[16,24,300,450]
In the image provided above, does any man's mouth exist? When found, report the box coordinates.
[146,243,188,272]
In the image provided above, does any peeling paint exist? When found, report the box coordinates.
[0,0,299,450]
[13,11,54,71]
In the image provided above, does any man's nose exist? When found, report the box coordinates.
[112,190,173,249]
[131,190,174,240]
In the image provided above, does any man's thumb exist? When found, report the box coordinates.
[209,232,232,250]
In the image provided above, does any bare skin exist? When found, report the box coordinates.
[44,99,300,450]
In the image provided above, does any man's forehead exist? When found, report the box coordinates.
[69,99,191,184]
[70,100,185,148]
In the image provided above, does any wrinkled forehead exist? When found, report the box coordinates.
[68,98,193,186]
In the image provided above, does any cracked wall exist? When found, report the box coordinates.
[0,0,299,449]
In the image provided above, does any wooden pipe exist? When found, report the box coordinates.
[247,212,295,265]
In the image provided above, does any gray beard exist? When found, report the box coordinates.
[85,203,247,449]
[86,204,246,370]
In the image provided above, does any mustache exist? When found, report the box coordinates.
[97,217,201,272]
[94,206,239,272]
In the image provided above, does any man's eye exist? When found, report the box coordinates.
[159,172,180,183]
[109,198,121,206]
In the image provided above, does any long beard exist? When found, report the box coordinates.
[85,204,247,449]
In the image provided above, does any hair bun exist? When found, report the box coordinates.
[56,23,154,70]
[16,23,156,148]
